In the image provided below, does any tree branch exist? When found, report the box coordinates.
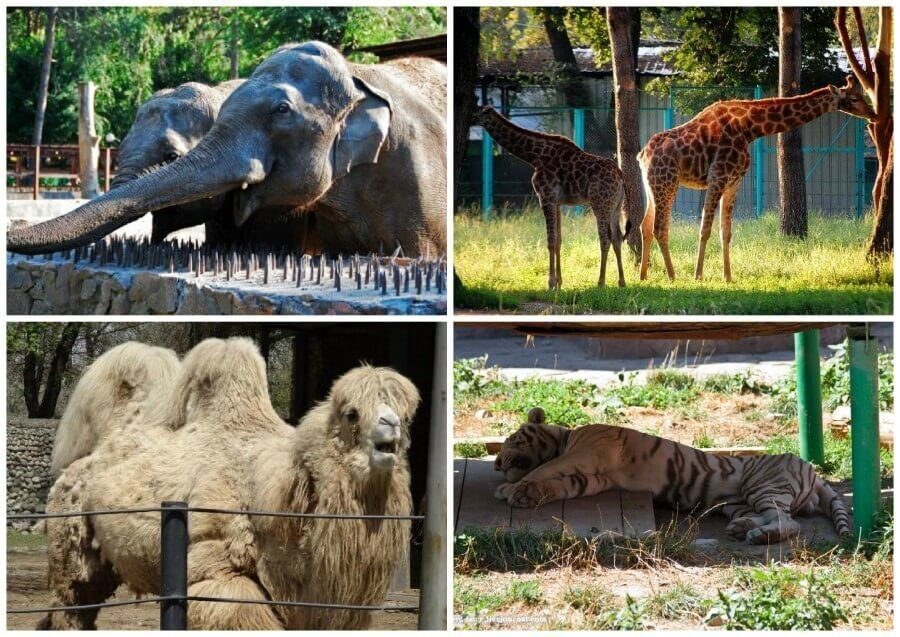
[852,7,873,76]
[835,8,875,95]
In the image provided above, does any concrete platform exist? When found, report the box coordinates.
[454,458,655,537]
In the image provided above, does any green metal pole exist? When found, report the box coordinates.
[794,330,824,465]
[848,326,881,538]
[664,87,675,130]
[481,130,493,220]
[753,85,764,218]
[854,117,867,220]
[571,108,586,216]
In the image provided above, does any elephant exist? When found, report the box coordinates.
[8,41,447,257]
[111,79,321,251]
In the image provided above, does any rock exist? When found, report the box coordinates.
[30,300,53,315]
[81,278,99,300]
[7,290,33,315]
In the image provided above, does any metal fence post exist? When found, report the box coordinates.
[419,323,447,630]
[794,330,824,465]
[33,145,41,200]
[847,326,881,538]
[481,129,493,219]
[854,117,867,220]
[664,88,675,130]
[160,501,188,630]
[573,108,585,149]
[753,85,764,217]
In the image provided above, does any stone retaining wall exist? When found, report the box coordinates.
[8,260,446,315]
[7,419,57,530]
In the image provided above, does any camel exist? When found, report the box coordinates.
[39,337,420,630]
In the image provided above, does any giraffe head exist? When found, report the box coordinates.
[830,74,876,121]
[472,104,497,127]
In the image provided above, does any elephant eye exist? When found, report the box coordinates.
[164,151,180,162]
[275,102,292,115]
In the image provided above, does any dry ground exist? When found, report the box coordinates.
[7,539,417,630]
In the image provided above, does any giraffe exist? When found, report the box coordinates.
[638,75,876,283]
[473,105,633,289]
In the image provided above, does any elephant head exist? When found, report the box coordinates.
[110,80,243,243]
[8,42,393,255]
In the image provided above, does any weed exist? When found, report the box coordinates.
[609,371,699,410]
[562,585,615,614]
[600,595,648,630]
[692,430,715,449]
[454,577,543,628]
[706,564,848,630]
[646,582,711,620]
[453,356,504,406]
[493,378,598,425]
[700,371,765,395]
[454,441,488,458]
[507,579,543,606]
[765,431,893,481]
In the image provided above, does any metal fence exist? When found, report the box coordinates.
[7,503,430,630]
[461,86,872,220]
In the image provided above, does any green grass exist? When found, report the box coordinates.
[455,208,892,314]
[454,441,488,458]
[7,529,46,551]
[493,378,598,425]
[608,370,699,410]
[707,565,848,630]
[764,431,893,482]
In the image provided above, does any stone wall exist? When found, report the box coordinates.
[7,419,57,530]
[8,260,446,315]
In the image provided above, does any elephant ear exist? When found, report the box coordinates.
[330,76,392,178]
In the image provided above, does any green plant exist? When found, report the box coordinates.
[507,579,543,606]
[601,595,647,630]
[706,565,848,630]
[454,356,504,405]
[646,582,710,620]
[454,577,543,626]
[765,431,893,481]
[692,430,715,449]
[563,586,615,614]
[454,441,488,458]
[700,371,765,395]
[609,370,699,410]
[493,378,598,426]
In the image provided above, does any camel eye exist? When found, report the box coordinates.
[344,408,359,424]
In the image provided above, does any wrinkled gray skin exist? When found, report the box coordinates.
[9,42,447,257]
[115,79,320,250]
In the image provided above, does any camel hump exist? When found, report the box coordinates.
[50,342,181,476]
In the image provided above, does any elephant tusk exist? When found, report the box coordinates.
[242,182,249,190]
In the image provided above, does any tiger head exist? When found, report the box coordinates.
[494,407,564,482]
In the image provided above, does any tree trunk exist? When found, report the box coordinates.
[607,7,644,258]
[868,136,892,258]
[32,7,57,147]
[542,8,607,150]
[23,323,82,418]
[777,8,808,237]
[77,81,101,198]
[453,7,481,293]
[230,15,240,79]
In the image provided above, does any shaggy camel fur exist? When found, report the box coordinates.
[40,337,420,630]
[49,342,180,476]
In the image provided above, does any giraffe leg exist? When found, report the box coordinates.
[719,183,740,283]
[612,241,626,287]
[539,198,558,290]
[555,204,563,289]
[695,180,726,281]
[598,238,610,287]
[591,196,613,287]
[652,186,678,282]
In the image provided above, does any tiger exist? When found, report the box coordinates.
[493,407,851,544]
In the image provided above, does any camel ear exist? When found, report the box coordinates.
[330,76,391,178]
[527,407,546,424]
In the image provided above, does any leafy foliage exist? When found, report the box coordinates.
[706,565,847,630]
[453,356,504,405]
[764,431,893,481]
[7,7,445,143]
[609,370,699,409]
[493,378,598,425]
[454,442,488,459]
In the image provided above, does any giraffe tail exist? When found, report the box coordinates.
[817,480,852,537]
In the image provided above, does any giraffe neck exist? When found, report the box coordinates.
[745,87,837,140]
[478,110,554,166]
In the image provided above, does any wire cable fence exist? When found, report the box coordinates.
[7,503,425,628]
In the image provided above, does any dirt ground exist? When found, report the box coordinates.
[7,542,417,630]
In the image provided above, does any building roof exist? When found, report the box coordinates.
[354,34,447,62]
[479,40,876,81]
[479,38,679,78]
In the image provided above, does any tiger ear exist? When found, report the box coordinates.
[527,407,546,424]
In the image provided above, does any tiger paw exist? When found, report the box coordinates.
[494,482,516,501]
[725,517,760,540]
[508,481,545,508]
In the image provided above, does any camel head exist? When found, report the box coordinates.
[325,366,420,475]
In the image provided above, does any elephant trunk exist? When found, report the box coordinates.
[8,144,262,255]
